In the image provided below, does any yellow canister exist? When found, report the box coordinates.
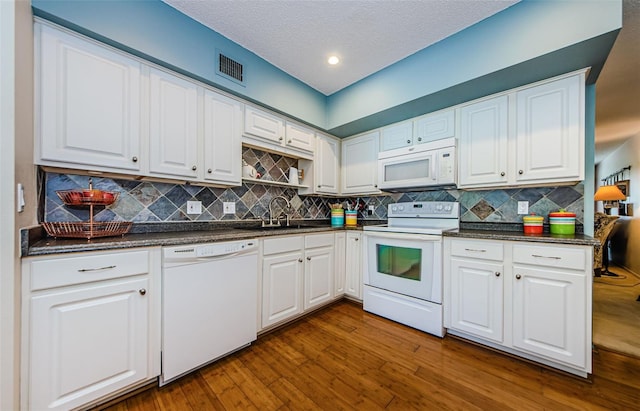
[345,210,357,226]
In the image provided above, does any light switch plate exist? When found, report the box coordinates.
[187,201,202,215]
[517,201,529,215]
[223,202,236,214]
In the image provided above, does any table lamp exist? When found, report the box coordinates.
[594,185,626,215]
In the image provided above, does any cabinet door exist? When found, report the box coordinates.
[29,277,149,411]
[334,233,346,297]
[414,109,455,145]
[262,252,304,328]
[459,96,509,188]
[304,246,334,310]
[345,232,362,299]
[203,90,243,185]
[511,265,587,369]
[315,134,340,194]
[149,69,199,178]
[244,106,285,144]
[380,121,413,151]
[515,75,583,183]
[37,24,142,171]
[285,122,315,153]
[341,131,380,195]
[448,258,504,343]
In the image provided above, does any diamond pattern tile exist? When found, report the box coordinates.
[43,149,585,225]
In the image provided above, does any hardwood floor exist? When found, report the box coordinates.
[100,300,640,411]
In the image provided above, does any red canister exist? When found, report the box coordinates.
[523,214,544,235]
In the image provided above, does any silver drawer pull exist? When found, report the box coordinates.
[78,265,116,272]
[464,248,486,252]
[531,254,561,260]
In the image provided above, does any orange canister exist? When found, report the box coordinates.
[523,214,544,235]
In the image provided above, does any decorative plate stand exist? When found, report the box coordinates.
[42,182,132,240]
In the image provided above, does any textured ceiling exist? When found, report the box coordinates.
[162,0,519,95]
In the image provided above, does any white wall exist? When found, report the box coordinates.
[595,133,640,274]
[0,1,17,409]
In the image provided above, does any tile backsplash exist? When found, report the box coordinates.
[43,149,584,225]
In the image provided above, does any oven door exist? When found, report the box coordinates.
[363,231,442,303]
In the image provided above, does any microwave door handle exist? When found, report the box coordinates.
[431,153,437,181]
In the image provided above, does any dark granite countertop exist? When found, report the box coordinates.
[23,219,599,257]
[23,220,376,257]
[445,228,599,247]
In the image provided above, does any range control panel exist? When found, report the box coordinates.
[388,201,459,218]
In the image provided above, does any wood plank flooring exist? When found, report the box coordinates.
[100,300,640,411]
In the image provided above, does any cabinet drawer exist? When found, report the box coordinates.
[305,233,334,249]
[263,236,303,255]
[28,250,151,291]
[450,239,504,261]
[513,244,586,271]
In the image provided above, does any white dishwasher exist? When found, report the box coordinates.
[160,239,258,385]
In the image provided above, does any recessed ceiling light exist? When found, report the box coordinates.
[327,55,340,65]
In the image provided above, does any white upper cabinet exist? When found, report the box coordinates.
[244,106,285,144]
[380,109,455,152]
[515,75,583,183]
[459,96,509,187]
[414,109,456,145]
[458,71,585,189]
[285,122,315,153]
[203,90,243,185]
[148,68,199,179]
[299,133,340,195]
[36,24,142,172]
[341,131,381,195]
[380,120,414,151]
[243,106,314,158]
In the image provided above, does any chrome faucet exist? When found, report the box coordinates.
[263,195,292,227]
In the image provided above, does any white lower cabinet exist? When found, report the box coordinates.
[334,232,346,297]
[21,248,161,411]
[444,237,592,376]
[261,233,335,330]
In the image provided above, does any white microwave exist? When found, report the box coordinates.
[377,137,456,191]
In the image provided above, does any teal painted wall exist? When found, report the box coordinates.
[32,0,620,138]
[584,84,596,236]
[327,0,621,136]
[32,0,328,128]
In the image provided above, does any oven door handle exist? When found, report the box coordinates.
[363,232,442,242]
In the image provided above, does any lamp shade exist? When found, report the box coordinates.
[594,185,626,201]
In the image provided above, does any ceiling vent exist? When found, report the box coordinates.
[216,50,245,86]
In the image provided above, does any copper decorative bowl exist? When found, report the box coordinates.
[56,189,119,206]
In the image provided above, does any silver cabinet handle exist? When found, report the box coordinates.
[279,136,284,141]
[406,139,411,144]
[355,238,359,241]
[531,254,561,260]
[132,156,138,162]
[516,274,522,280]
[298,258,303,263]
[500,172,505,176]
[208,168,212,173]
[417,137,422,142]
[518,170,524,175]
[464,248,486,253]
[288,139,292,143]
[139,288,146,296]
[306,256,311,261]
[192,165,197,171]
[318,185,321,188]
[78,265,116,272]
[495,272,501,277]
[374,184,378,188]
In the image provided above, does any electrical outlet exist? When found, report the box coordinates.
[186,201,202,215]
[367,205,375,216]
[223,202,236,214]
[517,201,529,215]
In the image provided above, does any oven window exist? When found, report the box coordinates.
[376,245,422,281]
